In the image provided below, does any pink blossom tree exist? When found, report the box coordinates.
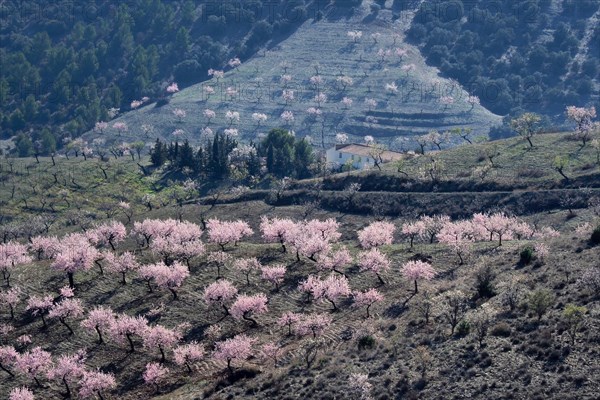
[401,260,436,293]
[51,233,100,287]
[317,248,352,275]
[78,370,117,400]
[15,347,52,387]
[401,220,427,249]
[46,350,87,398]
[0,242,32,287]
[143,362,169,393]
[48,298,84,335]
[26,295,54,328]
[278,312,301,336]
[230,293,269,326]
[29,236,60,260]
[357,248,391,285]
[103,251,139,285]
[420,215,451,243]
[9,387,35,400]
[295,314,332,338]
[206,251,232,279]
[566,106,597,146]
[109,314,148,352]
[206,219,253,250]
[203,280,238,316]
[233,258,262,285]
[259,342,284,365]
[144,261,190,300]
[0,286,21,319]
[0,345,18,377]
[81,306,115,344]
[319,274,351,311]
[352,288,384,318]
[358,221,395,249]
[261,265,286,291]
[438,220,477,264]
[142,325,182,362]
[173,342,204,373]
[213,334,256,374]
[259,216,297,253]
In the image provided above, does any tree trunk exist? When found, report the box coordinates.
[96,326,104,344]
[159,346,166,363]
[243,312,258,326]
[376,273,385,285]
[169,287,178,300]
[126,333,135,352]
[0,363,14,377]
[121,272,127,285]
[60,318,74,335]
[414,280,418,294]
[63,376,71,398]
[68,272,74,288]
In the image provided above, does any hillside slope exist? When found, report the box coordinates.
[89,1,501,151]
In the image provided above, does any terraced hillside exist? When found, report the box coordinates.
[87,1,501,151]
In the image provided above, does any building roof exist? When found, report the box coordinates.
[333,143,404,162]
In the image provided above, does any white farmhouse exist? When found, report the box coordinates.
[325,143,404,170]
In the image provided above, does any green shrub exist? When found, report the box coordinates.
[490,322,511,337]
[590,226,600,245]
[455,320,471,337]
[358,335,376,350]
[520,247,534,264]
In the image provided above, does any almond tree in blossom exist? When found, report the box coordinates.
[438,220,476,264]
[352,288,384,318]
[46,350,86,398]
[0,345,18,377]
[401,220,427,249]
[143,362,169,393]
[94,121,108,134]
[280,110,295,125]
[109,314,148,352]
[295,313,332,338]
[26,295,54,328]
[9,387,35,400]
[166,82,179,93]
[51,233,100,287]
[103,251,139,285]
[48,298,84,335]
[203,109,216,124]
[357,248,391,285]
[79,370,117,400]
[0,242,32,287]
[203,280,238,316]
[173,342,204,373]
[81,306,115,344]
[112,122,128,136]
[318,274,351,311]
[472,212,515,246]
[317,247,352,275]
[213,334,256,374]
[358,221,395,249]
[261,265,286,291]
[15,346,52,387]
[233,257,262,285]
[252,112,268,127]
[206,219,253,251]
[141,262,190,300]
[207,251,232,279]
[208,69,224,81]
[0,286,21,319]
[419,215,451,243]
[259,343,284,366]
[278,312,301,336]
[259,216,297,253]
[142,325,182,363]
[401,260,436,293]
[566,106,597,146]
[29,236,60,260]
[87,221,127,251]
[347,30,363,43]
[230,293,269,326]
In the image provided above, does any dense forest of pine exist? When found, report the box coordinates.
[0,0,314,155]
[407,0,600,119]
